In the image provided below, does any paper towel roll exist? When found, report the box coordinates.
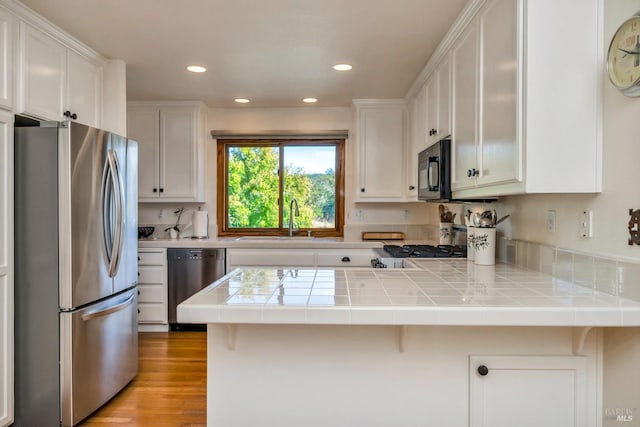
[192,211,209,238]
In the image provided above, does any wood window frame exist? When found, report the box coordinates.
[217,139,345,237]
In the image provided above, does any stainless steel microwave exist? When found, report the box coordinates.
[418,139,452,201]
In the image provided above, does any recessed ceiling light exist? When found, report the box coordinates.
[303,98,318,103]
[332,64,352,71]
[234,98,250,103]
[186,65,207,73]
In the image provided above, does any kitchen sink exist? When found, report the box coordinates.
[234,236,329,241]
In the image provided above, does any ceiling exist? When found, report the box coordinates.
[20,0,468,108]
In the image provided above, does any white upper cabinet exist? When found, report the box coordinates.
[426,53,451,145]
[18,23,103,127]
[18,23,65,120]
[451,19,480,191]
[449,0,602,198]
[128,102,206,203]
[0,9,15,111]
[406,85,427,200]
[66,49,102,128]
[353,100,407,202]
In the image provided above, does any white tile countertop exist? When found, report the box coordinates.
[177,260,640,327]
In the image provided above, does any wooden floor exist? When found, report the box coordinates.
[80,332,207,427]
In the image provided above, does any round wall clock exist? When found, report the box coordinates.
[607,13,640,96]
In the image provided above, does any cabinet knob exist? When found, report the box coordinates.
[159,188,164,193]
[477,365,489,376]
[63,110,78,120]
[360,188,365,193]
[341,257,351,263]
[409,185,415,190]
[467,168,479,178]
[153,188,158,193]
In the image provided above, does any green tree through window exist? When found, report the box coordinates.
[218,140,344,236]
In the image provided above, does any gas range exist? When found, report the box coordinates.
[381,244,467,259]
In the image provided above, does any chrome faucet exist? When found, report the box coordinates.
[288,198,299,237]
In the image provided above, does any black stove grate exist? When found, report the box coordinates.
[382,244,466,258]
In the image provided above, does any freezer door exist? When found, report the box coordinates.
[61,122,114,308]
[110,133,138,294]
[60,289,138,426]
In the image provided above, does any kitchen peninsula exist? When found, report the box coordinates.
[178,261,640,427]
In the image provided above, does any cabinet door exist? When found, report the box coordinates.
[406,87,426,200]
[67,50,102,128]
[356,105,406,201]
[0,110,13,426]
[0,9,15,110]
[451,21,479,190]
[425,74,437,144]
[470,355,588,427]
[477,0,520,187]
[159,107,199,200]
[127,108,160,200]
[436,54,451,141]
[19,23,65,120]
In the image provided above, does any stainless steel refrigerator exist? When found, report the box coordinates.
[14,119,139,426]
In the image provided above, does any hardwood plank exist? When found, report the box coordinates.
[80,332,207,427]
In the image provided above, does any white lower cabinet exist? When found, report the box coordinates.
[470,355,588,427]
[226,248,377,271]
[137,248,168,331]
[0,111,13,426]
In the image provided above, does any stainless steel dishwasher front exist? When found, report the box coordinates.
[167,248,225,330]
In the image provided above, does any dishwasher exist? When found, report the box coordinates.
[167,248,225,331]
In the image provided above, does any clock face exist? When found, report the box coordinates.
[608,16,640,94]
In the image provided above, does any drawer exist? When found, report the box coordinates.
[138,250,166,266]
[138,266,164,284]
[138,303,167,323]
[227,250,315,267]
[138,285,164,303]
[316,250,377,267]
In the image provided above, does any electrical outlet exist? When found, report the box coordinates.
[353,209,364,221]
[581,210,593,238]
[546,210,556,233]
[403,209,409,220]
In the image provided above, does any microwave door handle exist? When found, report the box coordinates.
[428,157,439,191]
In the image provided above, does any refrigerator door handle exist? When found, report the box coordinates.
[80,293,135,321]
[101,153,114,269]
[109,150,125,277]
[102,150,124,278]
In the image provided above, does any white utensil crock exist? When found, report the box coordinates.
[439,222,453,245]
[467,226,476,262]
[474,227,496,266]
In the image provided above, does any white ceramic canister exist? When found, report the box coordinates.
[466,226,476,262]
[439,222,453,245]
[474,227,496,266]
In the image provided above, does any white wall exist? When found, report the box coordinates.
[495,0,640,261]
[139,106,439,239]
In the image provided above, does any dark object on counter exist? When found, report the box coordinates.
[383,244,466,258]
[138,226,155,239]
